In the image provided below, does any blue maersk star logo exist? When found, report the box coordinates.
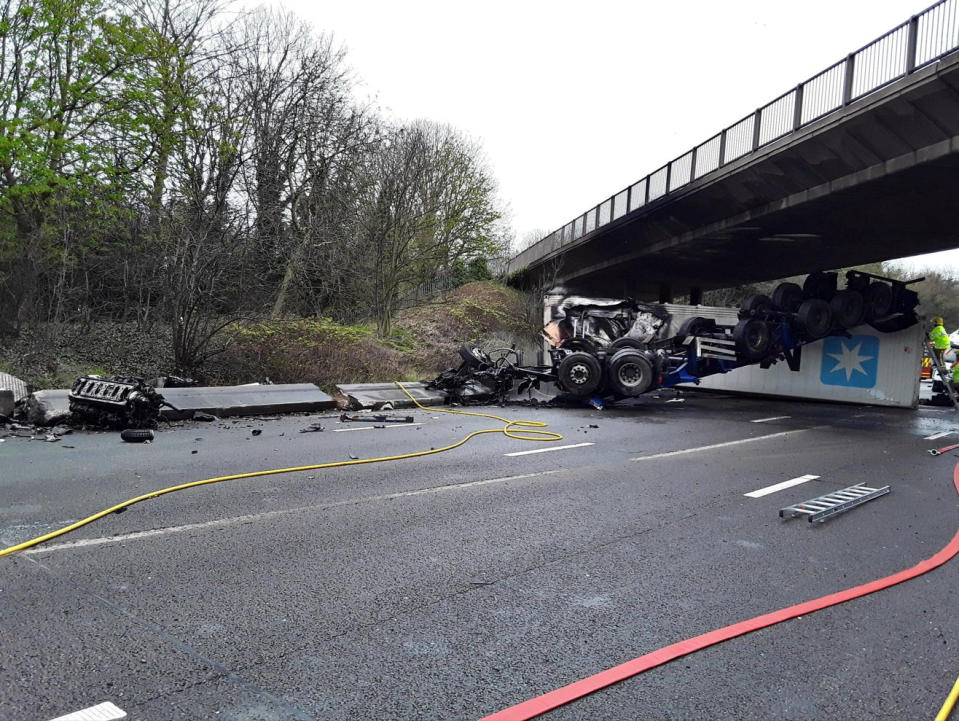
[820,335,879,388]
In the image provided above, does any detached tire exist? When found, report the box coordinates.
[557,352,603,397]
[829,289,866,329]
[772,282,803,313]
[121,428,154,443]
[606,350,653,397]
[864,281,895,320]
[797,298,833,339]
[733,318,771,360]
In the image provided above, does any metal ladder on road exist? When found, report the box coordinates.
[780,483,890,524]
[926,345,959,411]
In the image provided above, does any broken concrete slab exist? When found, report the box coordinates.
[158,383,335,420]
[335,382,445,410]
[0,371,28,403]
[25,390,71,426]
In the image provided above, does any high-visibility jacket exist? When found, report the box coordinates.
[931,324,950,350]
[952,363,959,383]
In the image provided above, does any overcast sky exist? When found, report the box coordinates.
[274,0,954,272]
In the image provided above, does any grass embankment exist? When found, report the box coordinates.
[0,282,537,393]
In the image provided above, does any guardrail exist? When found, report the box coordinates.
[521,0,959,262]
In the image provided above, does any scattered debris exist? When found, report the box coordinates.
[191,411,217,422]
[251,429,262,436]
[339,413,415,423]
[299,422,325,433]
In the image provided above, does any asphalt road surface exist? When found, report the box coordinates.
[2,390,958,721]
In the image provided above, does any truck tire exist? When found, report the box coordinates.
[120,428,154,443]
[677,316,714,339]
[829,289,866,329]
[797,298,833,339]
[733,318,771,360]
[608,337,644,353]
[864,281,895,320]
[557,352,603,397]
[606,350,653,397]
[772,282,803,313]
[740,294,772,317]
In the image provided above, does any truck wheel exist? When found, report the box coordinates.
[606,350,653,397]
[740,294,772,317]
[797,298,833,339]
[864,282,895,320]
[803,272,837,301]
[772,282,803,313]
[557,352,603,397]
[609,337,643,353]
[829,289,865,329]
[733,318,771,360]
[677,316,714,339]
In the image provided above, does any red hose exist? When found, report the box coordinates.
[480,464,959,721]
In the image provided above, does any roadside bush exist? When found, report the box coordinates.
[218,318,415,390]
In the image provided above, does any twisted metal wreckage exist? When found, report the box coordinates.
[427,270,921,405]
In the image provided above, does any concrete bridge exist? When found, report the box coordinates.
[512,0,959,301]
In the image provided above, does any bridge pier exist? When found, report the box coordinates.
[658,285,673,304]
[690,286,703,305]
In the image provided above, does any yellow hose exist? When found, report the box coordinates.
[937,677,959,721]
[0,382,560,557]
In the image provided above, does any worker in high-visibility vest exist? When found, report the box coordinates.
[930,316,950,366]
[952,360,959,387]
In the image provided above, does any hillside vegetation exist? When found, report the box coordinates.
[0,282,538,392]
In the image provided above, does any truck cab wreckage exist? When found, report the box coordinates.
[428,270,922,404]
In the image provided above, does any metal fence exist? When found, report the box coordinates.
[524,0,959,261]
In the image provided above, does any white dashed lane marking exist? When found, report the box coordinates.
[505,442,594,457]
[924,430,953,440]
[744,474,820,498]
[26,471,566,554]
[751,416,791,423]
[629,428,815,462]
[48,701,127,721]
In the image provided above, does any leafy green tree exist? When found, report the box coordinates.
[0,0,150,328]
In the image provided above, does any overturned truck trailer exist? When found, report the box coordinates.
[430,270,924,408]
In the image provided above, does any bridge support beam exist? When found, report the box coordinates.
[658,285,673,304]
[690,287,703,305]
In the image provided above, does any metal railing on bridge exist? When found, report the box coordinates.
[524,0,959,261]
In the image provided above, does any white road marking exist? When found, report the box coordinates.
[332,423,422,432]
[25,471,566,554]
[744,474,820,498]
[750,416,791,423]
[504,442,594,457]
[629,428,816,462]
[924,430,953,440]
[48,702,127,721]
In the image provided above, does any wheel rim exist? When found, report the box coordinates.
[569,363,591,385]
[618,362,645,388]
